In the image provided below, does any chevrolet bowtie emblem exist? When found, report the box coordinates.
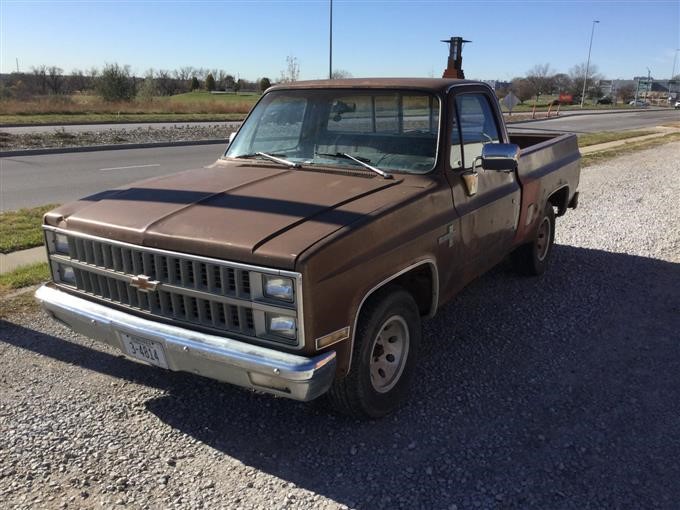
[129,274,159,292]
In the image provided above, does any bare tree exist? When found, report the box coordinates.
[175,66,194,82]
[217,70,228,90]
[525,63,554,99]
[279,56,300,83]
[156,70,176,96]
[551,73,573,94]
[45,66,64,94]
[138,69,157,100]
[224,74,236,90]
[617,83,635,102]
[69,69,89,93]
[31,65,48,94]
[511,77,534,104]
[331,69,352,79]
[569,63,602,96]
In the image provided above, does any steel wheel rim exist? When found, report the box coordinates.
[369,315,409,393]
[536,216,551,262]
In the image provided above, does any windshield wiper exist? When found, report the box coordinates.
[314,152,392,179]
[235,152,300,168]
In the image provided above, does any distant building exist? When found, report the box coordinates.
[481,80,512,93]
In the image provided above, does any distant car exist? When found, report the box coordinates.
[675,101,680,110]
[629,99,649,107]
[596,97,612,105]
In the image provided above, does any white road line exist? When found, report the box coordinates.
[98,163,161,172]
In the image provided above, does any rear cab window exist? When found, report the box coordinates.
[226,89,441,175]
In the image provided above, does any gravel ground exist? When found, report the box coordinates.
[0,125,235,150]
[1,142,679,509]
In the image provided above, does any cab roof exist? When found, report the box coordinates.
[268,78,488,95]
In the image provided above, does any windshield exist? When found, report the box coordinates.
[225,89,440,174]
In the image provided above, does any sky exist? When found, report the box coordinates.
[1,0,679,81]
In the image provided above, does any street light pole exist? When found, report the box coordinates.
[329,0,333,79]
[580,20,600,108]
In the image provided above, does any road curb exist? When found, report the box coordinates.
[0,139,227,158]
[0,246,47,275]
[506,107,665,125]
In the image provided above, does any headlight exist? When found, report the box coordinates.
[267,314,296,339]
[263,276,294,302]
[58,264,76,285]
[47,231,70,256]
[54,233,70,255]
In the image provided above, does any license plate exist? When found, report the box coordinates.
[120,333,169,369]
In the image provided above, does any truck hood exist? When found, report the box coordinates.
[46,161,410,269]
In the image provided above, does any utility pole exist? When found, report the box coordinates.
[580,20,600,108]
[329,0,333,79]
[671,49,679,95]
[15,58,19,73]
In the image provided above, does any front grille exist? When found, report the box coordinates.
[47,231,301,346]
[70,237,251,299]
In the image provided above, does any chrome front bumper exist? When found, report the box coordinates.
[35,284,336,401]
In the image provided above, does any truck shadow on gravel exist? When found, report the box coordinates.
[2,245,680,509]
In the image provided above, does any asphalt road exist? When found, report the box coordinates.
[0,144,224,211]
[1,143,679,509]
[2,108,677,211]
[509,109,679,133]
[2,109,674,136]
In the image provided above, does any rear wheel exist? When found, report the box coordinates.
[325,287,421,418]
[512,201,556,276]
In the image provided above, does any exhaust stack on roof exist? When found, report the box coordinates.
[441,37,470,79]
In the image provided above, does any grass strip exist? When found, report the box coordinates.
[0,262,50,292]
[1,113,247,126]
[582,133,680,167]
[578,130,655,148]
[0,204,57,254]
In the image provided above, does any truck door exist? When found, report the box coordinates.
[446,88,521,276]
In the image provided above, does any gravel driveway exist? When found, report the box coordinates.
[1,142,679,509]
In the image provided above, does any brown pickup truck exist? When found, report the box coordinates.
[36,78,580,418]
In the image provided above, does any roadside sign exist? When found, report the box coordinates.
[502,92,520,112]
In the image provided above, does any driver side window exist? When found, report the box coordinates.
[455,94,500,169]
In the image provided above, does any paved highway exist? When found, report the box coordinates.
[2,109,677,211]
[1,144,224,211]
[509,109,679,133]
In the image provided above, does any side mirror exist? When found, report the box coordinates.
[480,143,520,172]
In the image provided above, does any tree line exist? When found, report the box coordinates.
[0,64,274,101]
[507,63,636,104]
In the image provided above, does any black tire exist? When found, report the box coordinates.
[325,286,421,419]
[511,201,556,276]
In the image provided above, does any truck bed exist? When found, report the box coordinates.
[509,132,581,246]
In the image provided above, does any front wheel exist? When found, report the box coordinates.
[511,201,556,276]
[325,287,421,419]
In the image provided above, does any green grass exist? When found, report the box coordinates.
[0,112,247,126]
[0,262,50,291]
[0,204,57,254]
[167,91,260,104]
[582,133,680,167]
[578,130,655,148]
